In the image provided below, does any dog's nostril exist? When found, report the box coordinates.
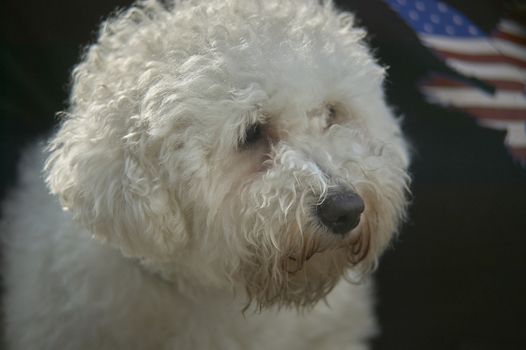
[335,214,350,225]
[316,190,364,235]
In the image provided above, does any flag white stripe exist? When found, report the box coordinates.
[479,119,510,129]
[505,123,526,147]
[421,87,526,108]
[423,35,526,61]
[480,120,526,147]
[446,59,526,82]
[499,20,526,38]
[492,38,526,61]
[422,36,498,54]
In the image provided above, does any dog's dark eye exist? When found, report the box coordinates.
[241,123,263,147]
[327,105,337,120]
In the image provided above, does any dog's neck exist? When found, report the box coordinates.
[137,253,246,304]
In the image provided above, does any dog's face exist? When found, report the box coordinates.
[46,0,409,309]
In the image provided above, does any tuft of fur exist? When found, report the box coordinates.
[2,0,410,349]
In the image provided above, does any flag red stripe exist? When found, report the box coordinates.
[423,76,526,92]
[461,107,526,120]
[435,49,526,69]
[494,30,526,48]
[509,147,526,160]
[481,80,526,91]
[422,77,471,88]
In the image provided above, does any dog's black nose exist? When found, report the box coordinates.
[316,190,364,235]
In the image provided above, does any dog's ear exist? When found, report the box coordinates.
[45,116,188,260]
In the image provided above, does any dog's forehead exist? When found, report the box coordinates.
[172,4,386,130]
[74,0,389,147]
[165,2,380,89]
[212,12,382,100]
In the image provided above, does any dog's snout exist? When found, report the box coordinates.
[316,190,364,235]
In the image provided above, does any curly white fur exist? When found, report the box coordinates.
[2,0,410,349]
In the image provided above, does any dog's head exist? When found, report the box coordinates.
[46,0,410,309]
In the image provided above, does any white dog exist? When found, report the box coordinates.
[2,0,410,349]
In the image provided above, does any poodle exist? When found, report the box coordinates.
[2,0,410,349]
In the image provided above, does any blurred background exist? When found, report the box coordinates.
[1,0,525,349]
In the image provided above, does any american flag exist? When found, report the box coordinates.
[384,0,526,165]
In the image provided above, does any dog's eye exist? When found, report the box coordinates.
[326,103,347,127]
[328,105,337,119]
[241,123,263,148]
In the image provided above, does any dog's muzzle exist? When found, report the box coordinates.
[316,189,364,235]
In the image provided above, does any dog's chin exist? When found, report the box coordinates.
[242,228,373,311]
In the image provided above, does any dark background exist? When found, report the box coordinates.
[1,0,525,349]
